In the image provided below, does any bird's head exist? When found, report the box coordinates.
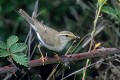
[58,31,80,42]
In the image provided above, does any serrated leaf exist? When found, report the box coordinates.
[0,42,7,49]
[0,50,10,57]
[12,53,28,67]
[7,35,19,48]
[10,43,27,53]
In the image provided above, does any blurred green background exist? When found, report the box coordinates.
[0,0,120,80]
[0,0,94,42]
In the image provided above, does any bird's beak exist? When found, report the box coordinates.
[75,36,80,40]
[75,36,80,39]
[72,36,80,40]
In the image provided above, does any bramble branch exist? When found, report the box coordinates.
[0,47,120,74]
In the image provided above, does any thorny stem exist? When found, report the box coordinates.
[82,0,107,80]
[0,47,120,74]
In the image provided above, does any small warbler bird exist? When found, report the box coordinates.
[18,9,80,52]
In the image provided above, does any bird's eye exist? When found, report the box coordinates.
[64,35,68,37]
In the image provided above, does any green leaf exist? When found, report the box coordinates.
[102,6,119,20]
[0,41,7,49]
[115,8,120,19]
[7,35,19,48]
[10,43,27,53]
[12,53,28,67]
[0,50,10,57]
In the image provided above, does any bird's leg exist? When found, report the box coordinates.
[38,44,46,65]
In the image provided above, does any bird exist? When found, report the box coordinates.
[18,9,80,52]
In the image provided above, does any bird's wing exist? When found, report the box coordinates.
[33,19,60,47]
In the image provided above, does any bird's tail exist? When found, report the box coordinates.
[18,9,39,31]
[18,9,35,26]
